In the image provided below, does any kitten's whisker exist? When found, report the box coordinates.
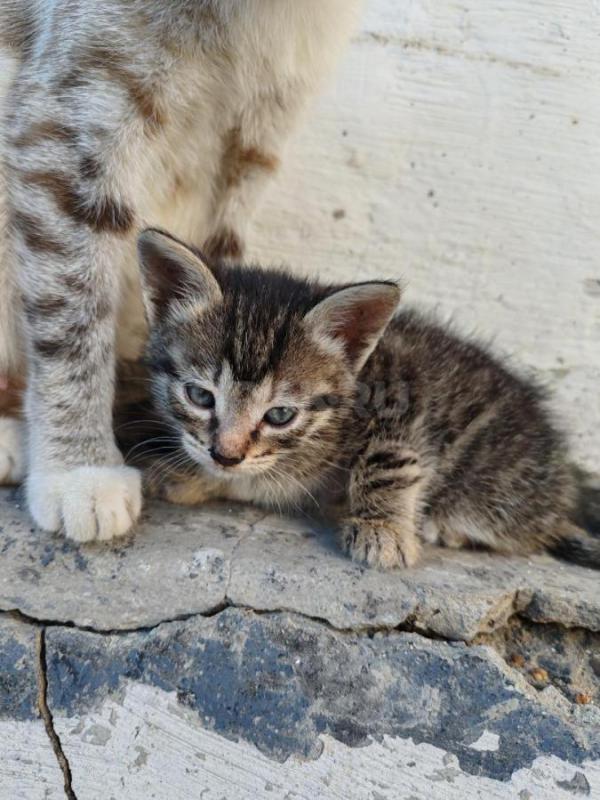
[124,435,182,461]
[150,451,195,476]
[262,471,287,516]
[267,464,318,512]
[114,419,173,432]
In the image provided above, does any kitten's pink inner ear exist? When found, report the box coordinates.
[305,282,400,370]
[137,228,222,323]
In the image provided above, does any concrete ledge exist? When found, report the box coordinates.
[1,488,599,798]
[1,489,599,640]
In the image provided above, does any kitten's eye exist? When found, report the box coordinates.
[263,407,297,427]
[184,384,215,409]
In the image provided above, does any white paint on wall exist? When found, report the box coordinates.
[249,0,600,473]
[0,719,65,799]
[53,682,600,800]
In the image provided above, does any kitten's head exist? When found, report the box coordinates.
[138,229,399,484]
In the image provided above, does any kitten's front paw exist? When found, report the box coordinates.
[161,476,220,506]
[27,465,142,543]
[163,481,205,505]
[0,417,26,485]
[340,518,422,570]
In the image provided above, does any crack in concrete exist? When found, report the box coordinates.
[35,628,78,800]
[6,604,231,637]
[2,601,594,765]
[4,595,599,644]
[6,596,598,720]
[404,584,525,641]
[223,509,271,599]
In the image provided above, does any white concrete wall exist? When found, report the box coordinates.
[250,0,600,474]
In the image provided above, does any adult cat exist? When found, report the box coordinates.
[0,0,361,540]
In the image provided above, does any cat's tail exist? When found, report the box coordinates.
[550,477,600,568]
[551,523,600,569]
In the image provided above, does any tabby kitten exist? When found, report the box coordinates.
[136,229,599,570]
[0,0,361,541]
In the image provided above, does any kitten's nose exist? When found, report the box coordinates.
[209,447,245,468]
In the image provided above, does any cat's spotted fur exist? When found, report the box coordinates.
[134,229,600,570]
[0,0,361,539]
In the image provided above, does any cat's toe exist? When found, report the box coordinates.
[340,518,421,570]
[0,417,26,485]
[27,465,142,542]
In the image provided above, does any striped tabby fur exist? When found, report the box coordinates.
[135,229,600,570]
[0,0,361,540]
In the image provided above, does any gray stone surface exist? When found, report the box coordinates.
[0,615,39,721]
[1,488,599,640]
[0,489,258,630]
[477,618,600,704]
[1,484,599,797]
[0,617,65,799]
[45,609,600,782]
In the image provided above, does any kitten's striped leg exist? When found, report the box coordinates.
[340,446,425,570]
[6,81,145,541]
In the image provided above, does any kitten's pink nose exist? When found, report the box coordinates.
[212,429,248,467]
[209,447,245,468]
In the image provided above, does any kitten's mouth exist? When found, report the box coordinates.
[182,435,274,477]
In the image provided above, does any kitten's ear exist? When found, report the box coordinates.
[137,228,222,324]
[304,282,400,371]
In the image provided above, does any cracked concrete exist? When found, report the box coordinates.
[2,489,599,641]
[0,616,66,799]
[36,629,77,800]
[1,485,599,799]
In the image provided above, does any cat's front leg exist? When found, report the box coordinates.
[340,446,425,569]
[6,84,144,542]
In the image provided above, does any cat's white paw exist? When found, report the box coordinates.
[0,417,26,485]
[27,465,142,543]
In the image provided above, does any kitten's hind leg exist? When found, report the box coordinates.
[340,445,426,570]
